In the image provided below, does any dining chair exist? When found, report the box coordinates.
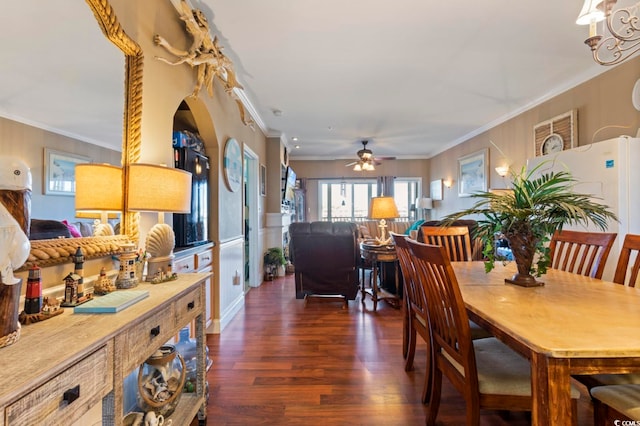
[392,233,431,403]
[573,233,640,390]
[406,239,580,425]
[548,229,617,279]
[416,226,492,339]
[419,226,473,261]
[612,233,640,286]
[591,384,640,424]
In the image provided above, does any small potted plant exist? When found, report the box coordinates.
[442,164,617,287]
[263,247,286,281]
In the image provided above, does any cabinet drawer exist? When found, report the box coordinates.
[195,248,213,270]
[175,286,203,326]
[121,305,175,373]
[6,344,112,425]
[174,255,195,273]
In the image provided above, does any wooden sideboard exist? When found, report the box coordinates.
[174,243,215,331]
[0,273,210,426]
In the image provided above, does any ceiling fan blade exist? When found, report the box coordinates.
[345,161,358,167]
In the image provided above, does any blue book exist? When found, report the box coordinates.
[73,290,149,313]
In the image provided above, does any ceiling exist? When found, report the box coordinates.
[1,1,632,161]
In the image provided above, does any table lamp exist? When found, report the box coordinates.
[127,163,192,281]
[369,196,399,245]
[416,197,433,220]
[75,164,123,236]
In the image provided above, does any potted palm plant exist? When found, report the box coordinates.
[263,247,286,281]
[442,164,617,287]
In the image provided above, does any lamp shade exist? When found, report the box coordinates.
[127,163,192,213]
[75,163,123,213]
[369,196,399,219]
[417,197,433,210]
[576,0,605,25]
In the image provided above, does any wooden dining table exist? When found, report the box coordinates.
[452,261,640,426]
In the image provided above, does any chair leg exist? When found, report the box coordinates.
[402,299,409,359]
[404,320,416,372]
[421,339,432,404]
[426,367,442,426]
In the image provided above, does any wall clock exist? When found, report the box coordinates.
[533,110,577,157]
[541,133,564,156]
[223,138,242,192]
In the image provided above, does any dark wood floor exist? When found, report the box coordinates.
[203,274,594,425]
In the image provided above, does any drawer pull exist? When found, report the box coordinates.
[62,385,80,406]
[181,264,190,270]
[187,301,195,310]
[202,256,210,261]
[150,326,161,337]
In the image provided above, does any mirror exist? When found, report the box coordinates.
[9,0,143,271]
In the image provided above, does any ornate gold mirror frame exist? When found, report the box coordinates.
[18,0,142,271]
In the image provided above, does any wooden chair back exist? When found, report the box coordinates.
[418,226,473,261]
[613,234,640,287]
[549,230,617,279]
[406,240,478,395]
[392,233,427,324]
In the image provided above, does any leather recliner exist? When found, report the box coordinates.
[289,221,360,303]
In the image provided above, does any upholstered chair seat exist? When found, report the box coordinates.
[592,384,640,423]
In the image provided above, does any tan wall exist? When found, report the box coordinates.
[110,0,267,245]
[0,117,121,222]
[429,55,640,220]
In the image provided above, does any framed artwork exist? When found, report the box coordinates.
[430,179,443,201]
[533,109,577,157]
[223,138,242,192]
[43,148,91,196]
[458,149,488,197]
[260,164,266,196]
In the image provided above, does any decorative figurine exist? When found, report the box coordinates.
[62,272,81,306]
[116,243,139,289]
[94,267,116,295]
[24,265,42,314]
[73,247,85,298]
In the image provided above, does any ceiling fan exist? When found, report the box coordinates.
[345,140,394,170]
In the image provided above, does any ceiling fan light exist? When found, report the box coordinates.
[353,163,362,171]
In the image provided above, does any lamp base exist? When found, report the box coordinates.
[146,255,176,283]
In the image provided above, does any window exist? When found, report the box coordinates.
[319,178,421,222]
[393,178,420,221]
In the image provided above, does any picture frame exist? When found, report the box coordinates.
[260,164,266,196]
[43,148,91,196]
[430,179,443,201]
[458,148,488,197]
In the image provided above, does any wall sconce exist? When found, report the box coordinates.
[127,164,192,281]
[369,196,399,245]
[75,164,123,236]
[495,165,510,177]
[443,179,453,189]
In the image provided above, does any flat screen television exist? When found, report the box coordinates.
[173,146,210,248]
[282,166,297,205]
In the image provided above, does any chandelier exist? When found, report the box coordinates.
[576,0,640,65]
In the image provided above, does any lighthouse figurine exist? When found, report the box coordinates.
[24,265,42,314]
[73,247,85,298]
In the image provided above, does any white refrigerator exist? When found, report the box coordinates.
[526,136,640,282]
